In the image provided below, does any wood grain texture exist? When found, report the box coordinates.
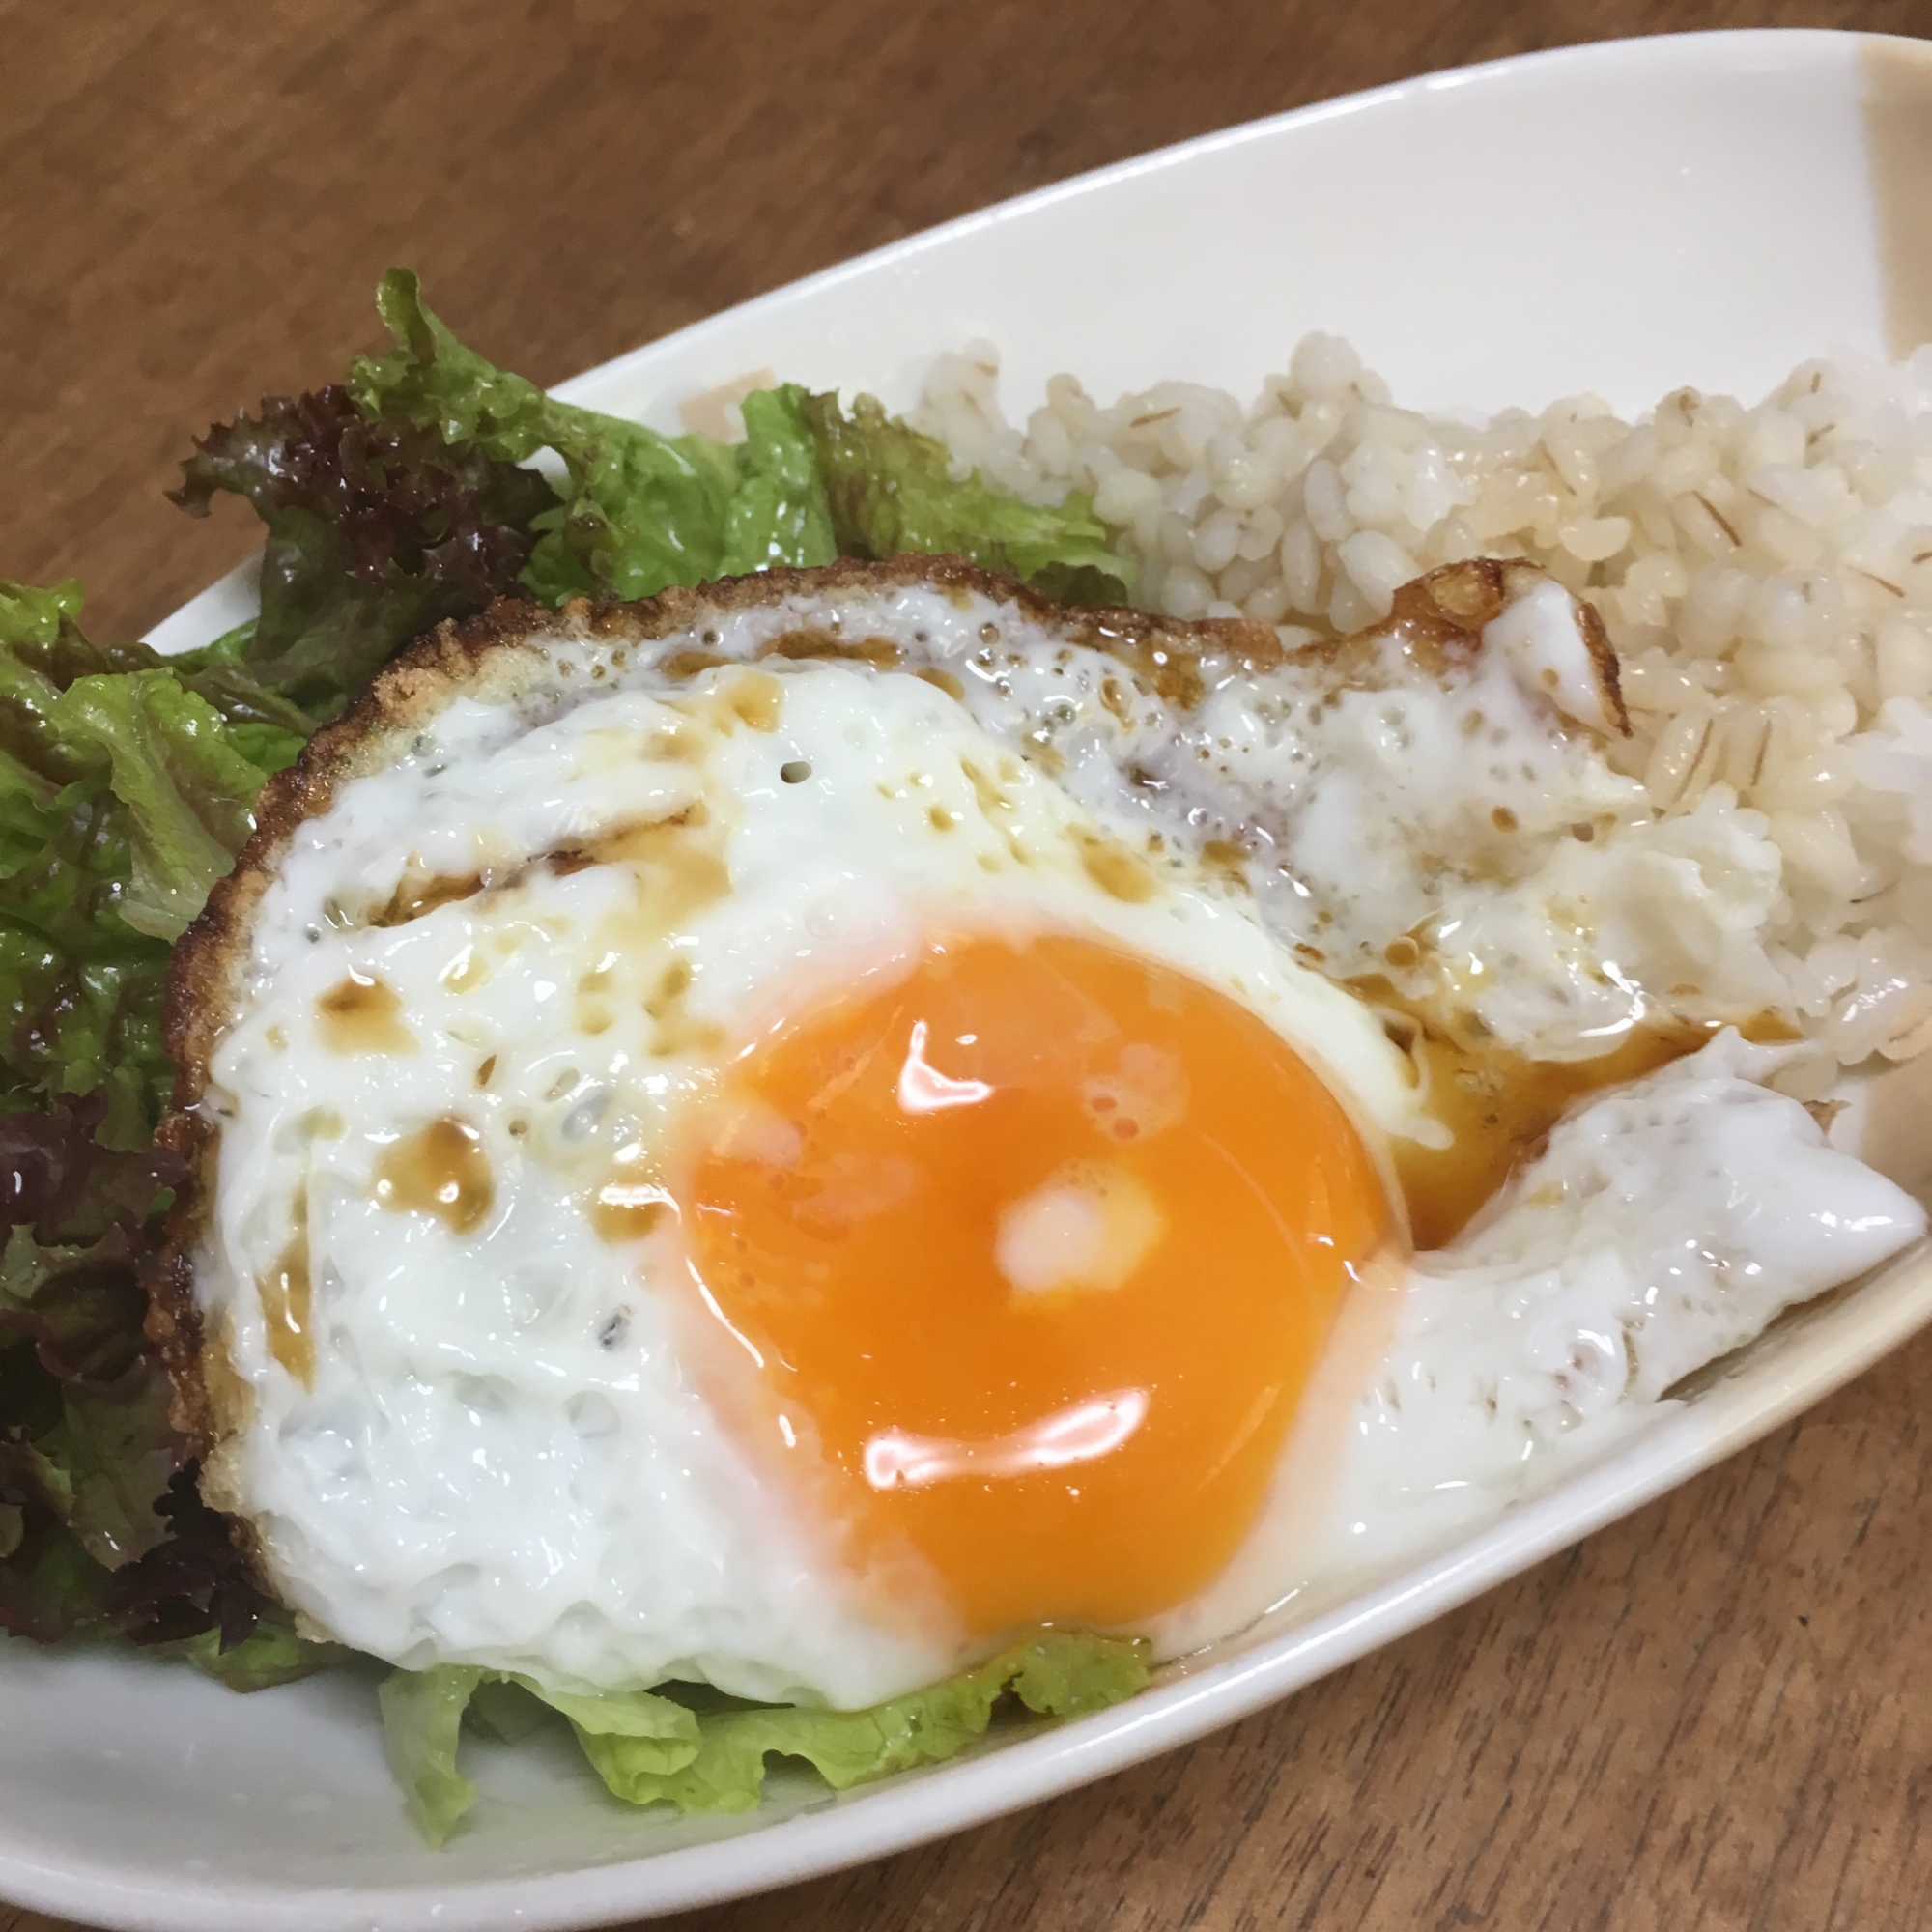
[4,2,1931,1928]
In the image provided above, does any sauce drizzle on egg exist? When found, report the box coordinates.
[257,1194,314,1387]
[375,1118,496,1235]
[316,971,416,1054]
[1357,974,1802,1247]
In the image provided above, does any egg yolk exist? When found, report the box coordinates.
[684,932,1393,1636]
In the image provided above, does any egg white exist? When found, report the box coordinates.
[194,646,1425,1703]
[188,582,1927,1710]
[1149,1029,1925,1654]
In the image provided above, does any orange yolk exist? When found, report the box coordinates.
[684,932,1394,1636]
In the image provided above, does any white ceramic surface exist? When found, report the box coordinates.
[14,27,1932,1932]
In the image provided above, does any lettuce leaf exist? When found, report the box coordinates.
[716,386,838,578]
[0,582,298,1132]
[801,391,1130,601]
[0,580,85,649]
[174,1605,350,1691]
[6,379,557,1643]
[1,1095,181,1587]
[353,268,734,600]
[103,1470,285,1652]
[43,1376,180,1567]
[2,583,312,755]
[381,1664,487,1846]
[353,270,837,605]
[349,270,559,467]
[0,1093,289,1646]
[380,1629,1149,1845]
[171,384,561,717]
[518,420,740,604]
[349,272,1128,604]
[575,1630,1148,1814]
[0,1097,279,1644]
[47,672,272,943]
[0,578,305,1650]
[0,1505,116,1641]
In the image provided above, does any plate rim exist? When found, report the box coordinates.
[7,1236,1927,1932]
[539,22,1908,418]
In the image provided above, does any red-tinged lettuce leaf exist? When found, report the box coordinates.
[0,769,172,1145]
[0,1430,72,1521]
[45,1371,180,1568]
[353,270,740,603]
[0,1095,295,1648]
[174,1607,348,1691]
[0,936,168,1151]
[800,390,1129,602]
[1,769,144,954]
[170,381,557,557]
[0,1079,185,1249]
[0,1451,290,1652]
[0,1370,177,1571]
[104,1471,271,1651]
[0,1095,184,1579]
[0,582,312,1656]
[0,1094,182,1378]
[1,1219,157,1389]
[171,383,562,715]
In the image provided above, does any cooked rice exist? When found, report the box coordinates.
[915,338,1932,1087]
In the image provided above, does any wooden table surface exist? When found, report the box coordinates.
[6,3,1931,1928]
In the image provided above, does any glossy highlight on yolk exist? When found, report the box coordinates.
[685,933,1394,1636]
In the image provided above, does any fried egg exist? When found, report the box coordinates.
[156,558,1925,1707]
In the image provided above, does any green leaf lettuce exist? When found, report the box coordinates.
[0,582,298,1132]
[0,584,304,1647]
[382,1629,1150,1846]
[801,391,1130,601]
[353,269,837,604]
[47,672,275,943]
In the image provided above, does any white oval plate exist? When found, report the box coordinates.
[12,27,1932,1932]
